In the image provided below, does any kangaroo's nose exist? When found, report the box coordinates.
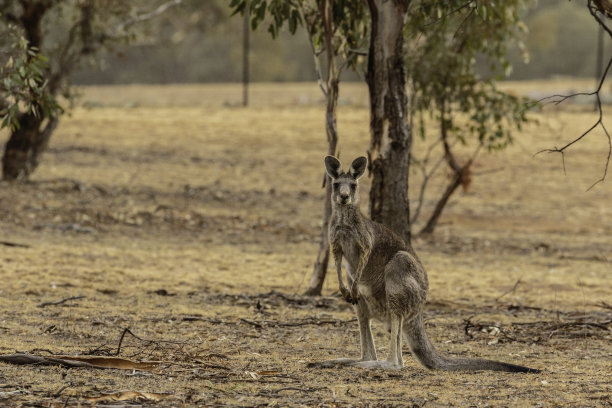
[340,192,350,201]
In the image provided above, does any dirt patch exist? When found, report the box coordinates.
[0,84,611,406]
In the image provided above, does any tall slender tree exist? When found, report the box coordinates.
[231,0,367,295]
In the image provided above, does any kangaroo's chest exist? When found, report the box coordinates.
[331,226,365,266]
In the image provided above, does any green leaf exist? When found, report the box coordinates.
[230,0,246,15]
[267,23,277,38]
[256,1,267,21]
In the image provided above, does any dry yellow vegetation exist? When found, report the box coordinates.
[0,82,610,407]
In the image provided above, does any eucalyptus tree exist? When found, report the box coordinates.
[0,0,183,181]
[406,1,530,235]
[232,0,531,295]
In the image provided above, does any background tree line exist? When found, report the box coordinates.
[72,0,610,85]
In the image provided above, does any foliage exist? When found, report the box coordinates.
[62,2,601,84]
[406,1,532,151]
[230,0,368,73]
[0,0,186,180]
[231,0,532,150]
[0,0,185,122]
[0,19,60,131]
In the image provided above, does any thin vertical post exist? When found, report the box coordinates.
[243,3,250,107]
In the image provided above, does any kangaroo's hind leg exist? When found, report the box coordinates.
[357,300,377,361]
[386,314,404,367]
[308,300,377,368]
[353,315,403,369]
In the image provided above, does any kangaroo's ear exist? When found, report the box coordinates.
[324,156,342,179]
[349,156,367,179]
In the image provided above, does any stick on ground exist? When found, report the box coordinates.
[37,296,86,308]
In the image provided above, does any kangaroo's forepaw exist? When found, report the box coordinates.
[339,287,355,303]
[339,286,360,304]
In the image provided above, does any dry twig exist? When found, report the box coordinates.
[0,241,29,248]
[495,278,523,302]
[535,0,612,189]
[37,295,86,308]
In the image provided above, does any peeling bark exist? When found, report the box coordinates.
[366,0,413,244]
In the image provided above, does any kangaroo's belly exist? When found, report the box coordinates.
[357,281,389,321]
[337,239,361,269]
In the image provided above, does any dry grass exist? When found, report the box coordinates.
[0,81,610,407]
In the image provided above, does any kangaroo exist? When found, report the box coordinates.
[312,155,540,373]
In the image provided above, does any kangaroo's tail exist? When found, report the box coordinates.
[404,314,540,373]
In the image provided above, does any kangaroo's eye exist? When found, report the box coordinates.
[333,182,340,190]
[350,184,357,191]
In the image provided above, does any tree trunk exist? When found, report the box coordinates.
[366,0,412,244]
[2,2,55,181]
[304,78,339,295]
[304,0,339,295]
[2,113,58,180]
[418,103,476,236]
[419,174,461,235]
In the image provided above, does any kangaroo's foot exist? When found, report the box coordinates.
[353,360,404,370]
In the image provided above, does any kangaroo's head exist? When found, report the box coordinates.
[324,156,368,206]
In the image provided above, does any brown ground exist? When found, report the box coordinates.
[0,82,610,407]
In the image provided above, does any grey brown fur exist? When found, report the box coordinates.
[312,156,540,373]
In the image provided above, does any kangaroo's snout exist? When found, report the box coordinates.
[337,184,352,205]
[340,192,350,201]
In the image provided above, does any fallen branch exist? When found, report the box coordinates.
[85,390,172,403]
[240,318,263,328]
[0,353,158,371]
[0,390,29,398]
[595,301,612,310]
[0,241,29,248]
[86,327,200,363]
[37,295,86,308]
[551,321,611,331]
[110,327,191,357]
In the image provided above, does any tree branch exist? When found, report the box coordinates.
[417,100,480,235]
[50,0,184,95]
[297,3,327,98]
[115,0,183,33]
[535,1,612,189]
[423,0,476,27]
[410,137,446,224]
